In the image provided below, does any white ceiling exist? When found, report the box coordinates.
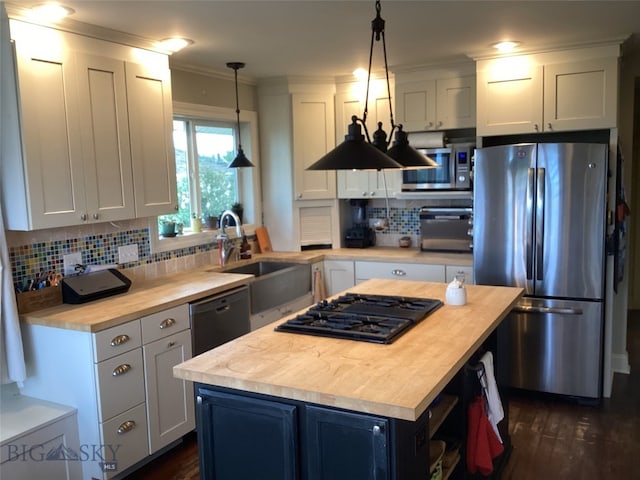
[7,0,640,80]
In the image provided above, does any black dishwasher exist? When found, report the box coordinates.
[189,286,250,356]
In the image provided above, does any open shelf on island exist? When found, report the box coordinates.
[429,394,459,438]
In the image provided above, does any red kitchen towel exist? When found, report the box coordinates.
[467,396,504,476]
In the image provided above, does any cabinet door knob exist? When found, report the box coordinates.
[160,318,176,329]
[547,122,553,130]
[427,122,433,129]
[92,213,99,220]
[436,121,443,128]
[80,213,87,221]
[174,205,179,211]
[362,192,368,196]
[297,193,303,199]
[117,420,136,435]
[534,124,539,132]
[372,425,384,435]
[111,334,130,346]
[112,364,132,376]
[369,192,375,197]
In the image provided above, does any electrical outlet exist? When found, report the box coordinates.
[63,252,83,276]
[118,244,139,264]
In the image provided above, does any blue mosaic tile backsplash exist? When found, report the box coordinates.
[9,228,216,289]
[9,207,420,289]
[368,207,421,235]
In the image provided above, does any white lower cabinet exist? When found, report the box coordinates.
[100,403,149,476]
[323,260,355,297]
[19,304,194,479]
[95,348,146,422]
[250,293,314,331]
[355,261,445,284]
[0,397,81,480]
[445,265,474,284]
[143,329,195,454]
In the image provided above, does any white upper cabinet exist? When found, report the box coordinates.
[292,92,337,200]
[476,45,619,136]
[6,23,86,229]
[258,80,340,251]
[335,79,401,199]
[76,53,136,223]
[542,57,618,132]
[2,19,175,230]
[126,61,178,217]
[395,69,476,132]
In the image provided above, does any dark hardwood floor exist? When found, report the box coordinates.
[125,311,640,480]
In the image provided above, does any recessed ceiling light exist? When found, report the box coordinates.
[157,37,194,53]
[353,68,368,81]
[492,41,522,53]
[29,3,75,22]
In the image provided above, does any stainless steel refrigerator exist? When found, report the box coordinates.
[473,143,607,399]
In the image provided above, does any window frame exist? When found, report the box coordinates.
[149,102,260,254]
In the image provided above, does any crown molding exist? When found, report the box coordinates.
[468,36,627,62]
[5,2,164,53]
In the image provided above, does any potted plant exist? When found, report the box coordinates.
[231,202,243,225]
[204,214,218,230]
[159,219,176,237]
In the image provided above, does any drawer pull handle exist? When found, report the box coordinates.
[160,318,176,329]
[112,364,132,376]
[117,420,136,435]
[391,269,406,276]
[167,341,176,348]
[111,334,130,347]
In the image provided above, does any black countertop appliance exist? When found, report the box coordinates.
[345,199,375,248]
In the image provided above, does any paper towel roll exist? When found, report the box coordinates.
[406,131,445,148]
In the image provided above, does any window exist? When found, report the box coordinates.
[149,102,260,254]
[170,118,239,230]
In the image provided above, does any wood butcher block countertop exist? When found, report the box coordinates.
[174,278,522,421]
[18,247,470,333]
[19,270,254,332]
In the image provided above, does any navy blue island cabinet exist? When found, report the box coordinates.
[195,385,431,480]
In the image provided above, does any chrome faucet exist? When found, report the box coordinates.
[217,210,243,266]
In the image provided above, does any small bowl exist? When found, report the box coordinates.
[399,236,411,248]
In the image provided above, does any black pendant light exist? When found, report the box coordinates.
[307,0,437,171]
[227,62,254,168]
[387,125,440,168]
[308,116,402,170]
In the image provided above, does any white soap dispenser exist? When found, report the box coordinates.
[445,274,467,306]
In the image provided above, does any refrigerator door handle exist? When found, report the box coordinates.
[526,167,535,280]
[535,168,545,281]
[512,305,583,315]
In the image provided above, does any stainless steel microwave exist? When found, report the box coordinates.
[401,144,473,191]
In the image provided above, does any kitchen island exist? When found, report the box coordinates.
[174,279,523,480]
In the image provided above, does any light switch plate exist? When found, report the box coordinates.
[118,244,139,264]
[63,252,83,276]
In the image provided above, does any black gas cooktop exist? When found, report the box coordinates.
[275,293,442,344]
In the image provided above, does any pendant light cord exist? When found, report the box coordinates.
[233,66,242,150]
[363,0,396,145]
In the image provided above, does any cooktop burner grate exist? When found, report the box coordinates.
[275,293,442,344]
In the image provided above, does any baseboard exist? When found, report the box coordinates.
[612,352,631,374]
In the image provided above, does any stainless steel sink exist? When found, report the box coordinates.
[223,261,298,277]
[222,261,311,314]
